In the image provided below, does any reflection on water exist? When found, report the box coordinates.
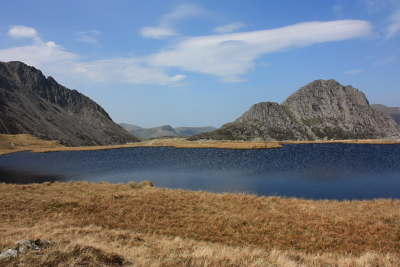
[0,144,399,200]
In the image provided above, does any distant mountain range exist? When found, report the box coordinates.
[190,79,400,141]
[119,123,216,139]
[0,61,140,146]
[371,104,400,125]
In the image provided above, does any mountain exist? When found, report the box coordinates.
[371,104,400,125]
[118,123,143,132]
[0,61,140,146]
[189,79,400,141]
[175,126,217,136]
[129,125,178,139]
[120,124,217,139]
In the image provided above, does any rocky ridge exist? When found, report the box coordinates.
[190,79,400,141]
[0,61,140,146]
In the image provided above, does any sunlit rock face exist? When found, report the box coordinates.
[190,79,400,141]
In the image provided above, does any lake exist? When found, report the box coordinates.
[1,143,399,200]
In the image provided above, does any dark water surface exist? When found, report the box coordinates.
[1,144,399,200]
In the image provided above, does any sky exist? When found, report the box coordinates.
[0,0,399,128]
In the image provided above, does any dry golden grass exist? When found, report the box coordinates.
[0,134,65,156]
[2,134,399,157]
[1,182,399,266]
[0,134,282,156]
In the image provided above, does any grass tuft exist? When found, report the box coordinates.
[128,180,154,189]
[127,181,139,189]
[139,180,154,188]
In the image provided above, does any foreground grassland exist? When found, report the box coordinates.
[1,134,399,156]
[1,182,400,266]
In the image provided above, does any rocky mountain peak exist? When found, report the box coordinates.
[0,61,139,146]
[190,79,400,141]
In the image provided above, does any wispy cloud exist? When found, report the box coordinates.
[344,69,363,74]
[0,19,372,86]
[71,58,186,85]
[77,30,102,44]
[1,26,78,68]
[140,4,205,39]
[360,0,400,39]
[0,26,185,86]
[148,20,373,82]
[213,22,246,34]
[140,27,177,39]
[386,8,400,39]
[374,55,396,66]
[332,5,344,17]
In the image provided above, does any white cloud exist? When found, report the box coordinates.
[170,74,186,82]
[386,8,400,39]
[71,58,185,85]
[344,69,363,74]
[8,26,38,39]
[1,26,78,68]
[1,26,185,86]
[140,4,205,39]
[140,27,177,39]
[77,30,102,44]
[1,20,372,86]
[213,22,246,34]
[148,20,373,82]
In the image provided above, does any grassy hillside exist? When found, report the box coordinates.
[1,181,399,266]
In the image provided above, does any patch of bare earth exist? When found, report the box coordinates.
[1,182,399,266]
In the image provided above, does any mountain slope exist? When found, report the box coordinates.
[371,104,400,125]
[0,61,140,146]
[190,79,400,141]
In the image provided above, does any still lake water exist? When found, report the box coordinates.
[1,144,399,200]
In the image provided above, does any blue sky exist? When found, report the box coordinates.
[1,0,399,128]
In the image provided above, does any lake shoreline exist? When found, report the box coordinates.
[1,134,399,156]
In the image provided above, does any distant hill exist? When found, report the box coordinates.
[190,79,400,141]
[175,126,217,137]
[0,61,140,146]
[371,104,400,125]
[120,124,217,139]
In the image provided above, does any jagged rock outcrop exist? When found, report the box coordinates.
[190,79,400,141]
[371,104,400,125]
[0,61,140,146]
[120,123,216,139]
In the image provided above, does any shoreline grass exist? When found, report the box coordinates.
[1,181,399,266]
[1,134,399,156]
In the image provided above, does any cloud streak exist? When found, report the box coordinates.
[148,20,373,82]
[1,20,372,86]
[386,8,400,39]
[213,22,246,33]
[77,30,102,44]
[140,4,205,39]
